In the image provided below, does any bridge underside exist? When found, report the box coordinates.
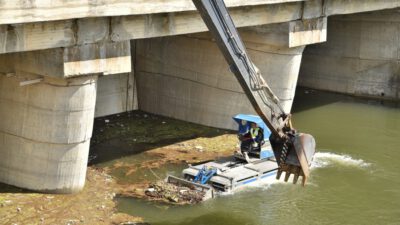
[0,2,399,193]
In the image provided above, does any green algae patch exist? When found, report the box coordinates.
[91,111,228,147]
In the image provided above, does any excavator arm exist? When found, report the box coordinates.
[192,0,316,185]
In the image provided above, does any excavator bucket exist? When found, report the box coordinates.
[270,133,316,186]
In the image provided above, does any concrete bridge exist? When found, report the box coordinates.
[0,0,399,193]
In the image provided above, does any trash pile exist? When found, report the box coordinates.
[145,181,205,204]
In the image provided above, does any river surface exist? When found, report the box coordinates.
[116,88,400,225]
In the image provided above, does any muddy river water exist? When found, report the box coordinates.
[103,89,400,225]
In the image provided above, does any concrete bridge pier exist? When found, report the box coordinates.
[299,9,400,100]
[136,18,326,129]
[0,74,97,193]
[0,41,131,193]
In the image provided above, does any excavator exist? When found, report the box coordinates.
[165,0,316,200]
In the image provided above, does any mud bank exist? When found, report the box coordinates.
[0,168,142,225]
[90,111,238,203]
[0,111,239,224]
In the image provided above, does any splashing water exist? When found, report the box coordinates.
[311,151,371,169]
[221,151,371,194]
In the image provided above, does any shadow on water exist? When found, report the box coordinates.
[151,212,254,225]
[117,196,256,225]
[89,110,234,166]
[293,87,400,113]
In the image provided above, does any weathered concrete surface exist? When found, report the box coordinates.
[0,18,108,54]
[0,41,131,78]
[111,2,303,42]
[0,2,303,54]
[289,17,327,47]
[95,73,138,117]
[299,9,400,99]
[1,0,399,25]
[136,25,304,130]
[0,0,302,25]
[324,0,400,17]
[0,73,97,193]
[0,1,399,55]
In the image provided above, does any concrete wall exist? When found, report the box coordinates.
[0,74,97,193]
[135,25,304,130]
[299,9,400,99]
[95,73,138,117]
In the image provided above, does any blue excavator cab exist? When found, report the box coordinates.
[233,114,274,160]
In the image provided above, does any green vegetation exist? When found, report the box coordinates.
[91,111,229,147]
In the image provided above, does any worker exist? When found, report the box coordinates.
[250,122,260,148]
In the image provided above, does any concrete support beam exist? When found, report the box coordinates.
[0,0,302,25]
[0,20,76,54]
[0,41,131,78]
[111,2,302,41]
[0,18,111,54]
[302,0,400,19]
[0,3,303,54]
[289,17,327,47]
[0,73,97,193]
[303,0,324,19]
[299,9,400,99]
[0,1,399,55]
[324,0,400,16]
[238,18,327,48]
[135,25,304,130]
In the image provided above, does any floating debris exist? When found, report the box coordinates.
[145,181,204,204]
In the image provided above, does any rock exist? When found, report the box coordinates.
[166,194,179,203]
[66,219,79,225]
[105,119,110,123]
[16,207,21,212]
[162,121,166,124]
[195,145,204,152]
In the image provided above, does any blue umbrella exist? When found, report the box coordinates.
[233,114,271,140]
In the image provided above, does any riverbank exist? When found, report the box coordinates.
[90,111,237,203]
[0,167,142,225]
[0,111,238,224]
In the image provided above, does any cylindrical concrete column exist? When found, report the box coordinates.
[0,74,97,193]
